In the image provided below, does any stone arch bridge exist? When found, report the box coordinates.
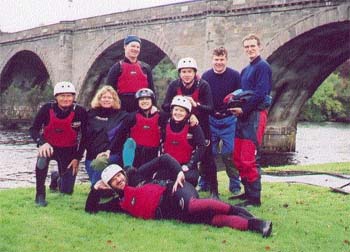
[0,0,349,152]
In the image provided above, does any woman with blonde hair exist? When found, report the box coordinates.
[85,86,128,185]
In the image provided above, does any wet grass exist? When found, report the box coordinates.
[263,162,350,175]
[1,163,350,252]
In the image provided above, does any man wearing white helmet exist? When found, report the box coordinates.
[162,57,219,199]
[29,81,88,206]
[85,154,272,238]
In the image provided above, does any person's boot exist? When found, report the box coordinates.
[248,218,272,238]
[35,193,48,207]
[228,192,247,200]
[49,171,59,192]
[235,198,261,207]
[210,188,220,200]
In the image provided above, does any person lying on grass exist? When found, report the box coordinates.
[85,154,272,237]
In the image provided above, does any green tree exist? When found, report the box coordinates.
[300,73,348,122]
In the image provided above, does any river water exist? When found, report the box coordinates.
[0,122,349,189]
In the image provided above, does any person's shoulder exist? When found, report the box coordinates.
[226,67,240,76]
[139,61,151,69]
[202,68,214,78]
[74,103,88,113]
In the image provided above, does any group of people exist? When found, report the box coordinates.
[29,33,272,237]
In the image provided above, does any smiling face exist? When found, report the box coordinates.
[179,68,196,87]
[55,93,75,109]
[124,41,141,62]
[212,54,227,74]
[99,91,114,109]
[109,172,127,190]
[171,105,188,122]
[243,38,261,61]
[138,97,152,111]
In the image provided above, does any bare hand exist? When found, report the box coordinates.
[181,165,189,172]
[150,105,159,114]
[228,107,243,116]
[38,143,54,158]
[96,150,110,159]
[68,159,79,176]
[94,179,110,190]
[189,114,199,126]
[172,171,185,193]
[186,97,197,107]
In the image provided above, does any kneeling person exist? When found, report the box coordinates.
[29,81,88,206]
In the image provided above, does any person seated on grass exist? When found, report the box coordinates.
[85,154,272,237]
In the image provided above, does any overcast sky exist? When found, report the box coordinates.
[0,0,188,32]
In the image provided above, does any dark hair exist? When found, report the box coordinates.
[212,47,228,58]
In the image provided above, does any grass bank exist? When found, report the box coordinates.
[1,162,349,252]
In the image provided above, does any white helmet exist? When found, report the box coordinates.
[177,57,198,71]
[101,164,125,185]
[54,81,76,96]
[171,95,192,113]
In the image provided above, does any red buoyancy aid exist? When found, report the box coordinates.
[43,109,77,147]
[130,113,161,147]
[163,123,193,164]
[176,87,200,115]
[117,61,148,94]
[120,184,166,219]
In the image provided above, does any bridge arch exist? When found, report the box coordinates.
[262,5,350,151]
[0,47,54,92]
[77,29,180,106]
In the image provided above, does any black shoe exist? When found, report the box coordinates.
[235,199,261,207]
[35,194,48,207]
[49,171,59,191]
[248,219,272,238]
[228,193,247,200]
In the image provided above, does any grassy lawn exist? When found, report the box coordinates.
[1,162,350,252]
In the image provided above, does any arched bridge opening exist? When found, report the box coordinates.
[264,21,350,152]
[78,39,166,107]
[0,50,51,126]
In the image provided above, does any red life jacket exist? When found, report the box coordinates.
[130,113,161,147]
[120,184,166,220]
[163,123,193,164]
[43,109,77,147]
[176,86,200,115]
[117,61,148,94]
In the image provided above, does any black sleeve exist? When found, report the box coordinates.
[74,105,89,160]
[108,112,135,153]
[161,81,178,112]
[136,154,182,182]
[85,188,122,214]
[186,125,206,170]
[197,81,214,114]
[29,103,51,146]
[106,63,121,91]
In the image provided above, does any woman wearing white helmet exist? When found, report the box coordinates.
[85,154,272,238]
[162,57,220,199]
[161,95,206,187]
[29,81,88,207]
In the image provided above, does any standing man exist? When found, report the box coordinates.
[162,57,219,199]
[106,35,155,112]
[202,47,241,196]
[29,81,88,207]
[229,34,272,207]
